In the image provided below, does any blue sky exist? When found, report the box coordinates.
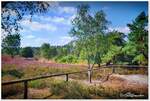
[20,1,148,47]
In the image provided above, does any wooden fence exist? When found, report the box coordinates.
[2,65,148,99]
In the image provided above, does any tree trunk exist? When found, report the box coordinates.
[98,63,100,67]
[112,66,115,73]
[88,69,92,83]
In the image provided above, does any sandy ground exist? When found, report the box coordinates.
[100,74,148,95]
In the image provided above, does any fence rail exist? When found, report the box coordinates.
[2,65,148,99]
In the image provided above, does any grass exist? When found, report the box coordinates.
[2,64,24,78]
[49,79,91,99]
[2,76,148,99]
[29,80,49,89]
[2,63,148,99]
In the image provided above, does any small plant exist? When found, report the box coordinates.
[49,79,91,99]
[49,79,67,95]
[64,81,90,99]
[29,80,48,89]
[2,69,24,78]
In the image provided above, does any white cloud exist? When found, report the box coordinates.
[58,7,76,14]
[60,36,74,45]
[25,35,35,39]
[37,16,65,23]
[20,19,57,32]
[108,26,130,33]
[21,37,50,47]
[47,3,77,15]
[34,37,49,43]
[33,15,74,26]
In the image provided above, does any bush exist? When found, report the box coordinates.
[132,54,148,65]
[50,80,67,95]
[20,47,33,58]
[56,55,78,63]
[64,81,90,99]
[50,80,91,99]
[29,80,48,89]
[2,69,24,78]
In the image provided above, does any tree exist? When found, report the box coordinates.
[102,31,126,64]
[2,34,21,58]
[2,1,50,36]
[70,4,109,83]
[40,43,51,59]
[40,44,58,59]
[125,11,148,65]
[20,47,33,58]
[2,1,51,58]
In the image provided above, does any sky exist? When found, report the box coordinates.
[20,1,148,47]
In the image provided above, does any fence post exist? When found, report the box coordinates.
[88,69,92,83]
[66,74,68,81]
[112,66,115,73]
[24,81,28,99]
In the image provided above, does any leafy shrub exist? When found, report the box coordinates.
[2,69,24,78]
[64,81,90,99]
[101,45,122,63]
[50,80,91,99]
[8,69,24,78]
[29,80,48,89]
[56,55,78,63]
[132,54,147,65]
[48,79,66,95]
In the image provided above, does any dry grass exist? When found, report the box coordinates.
[101,74,148,98]
[2,75,24,98]
[2,56,148,99]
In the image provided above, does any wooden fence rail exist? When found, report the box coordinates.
[2,65,148,99]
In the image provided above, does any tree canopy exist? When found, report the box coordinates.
[20,47,33,58]
[2,1,50,36]
[2,34,21,58]
[70,4,109,69]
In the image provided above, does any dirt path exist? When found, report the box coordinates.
[120,74,148,85]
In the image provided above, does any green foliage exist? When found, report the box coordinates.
[29,80,48,89]
[2,69,24,78]
[40,43,51,59]
[64,81,90,99]
[56,55,78,63]
[50,80,91,98]
[32,47,40,59]
[7,70,24,78]
[132,54,147,65]
[122,42,137,56]
[2,34,21,58]
[2,2,50,35]
[102,45,122,63]
[50,80,67,95]
[70,4,109,68]
[126,11,148,65]
[106,31,126,47]
[40,43,59,59]
[20,47,33,58]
